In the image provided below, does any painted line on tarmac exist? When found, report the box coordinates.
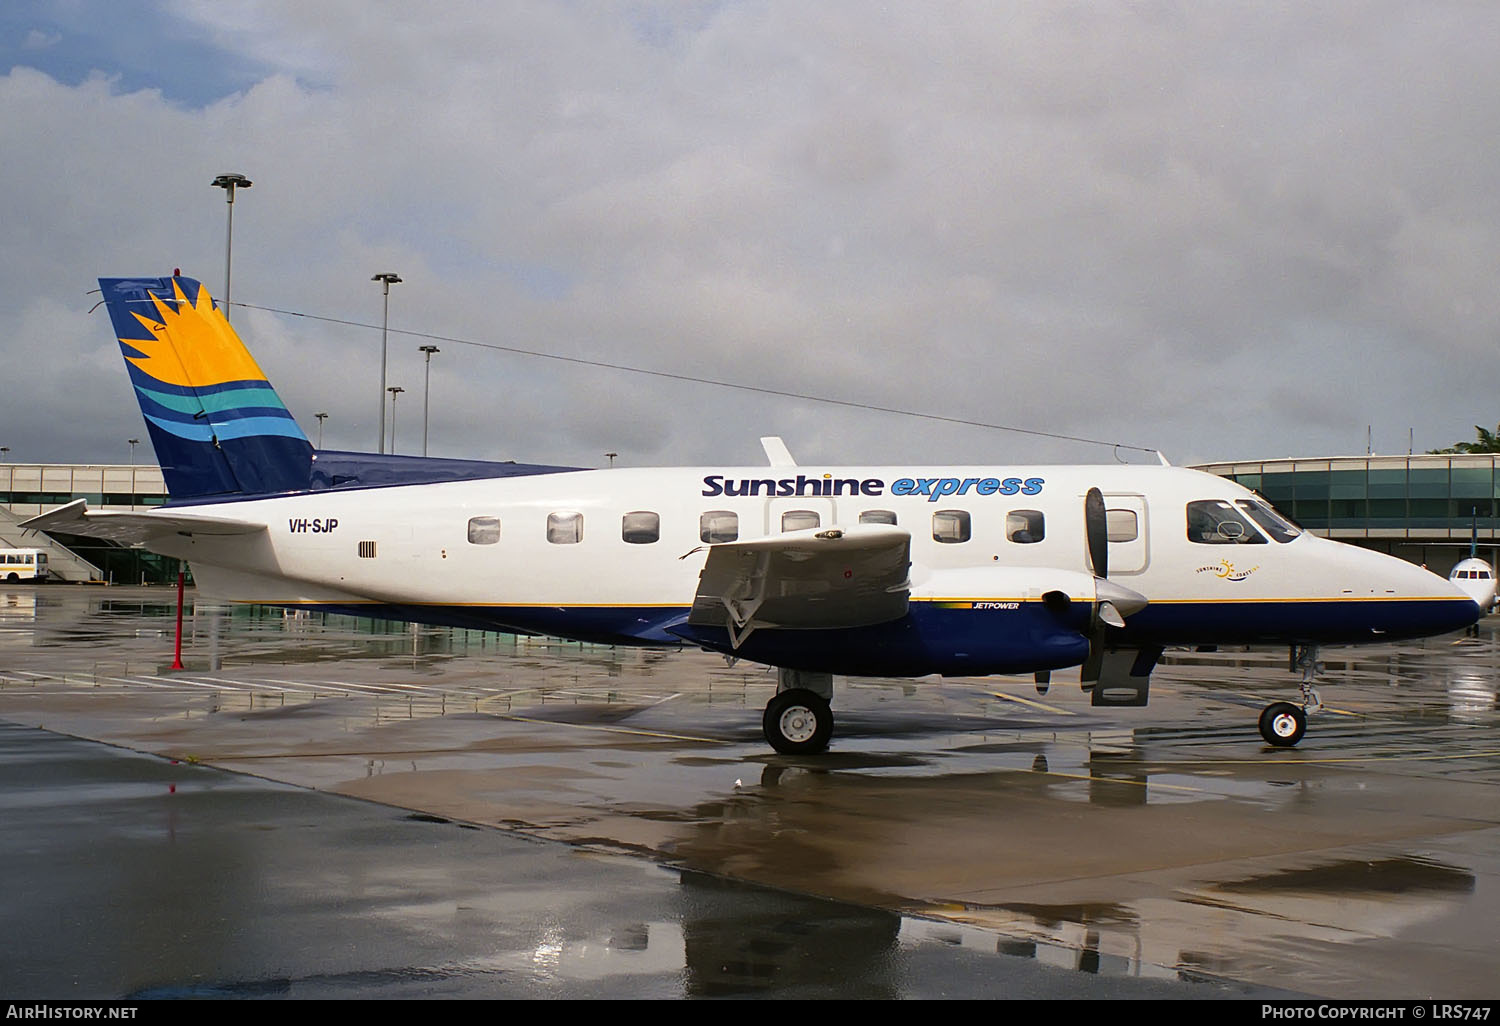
[1191,748,1500,767]
[300,678,414,695]
[1080,748,1500,770]
[497,713,726,744]
[247,677,337,695]
[103,675,179,689]
[139,674,255,691]
[1032,769,1210,795]
[986,691,1075,715]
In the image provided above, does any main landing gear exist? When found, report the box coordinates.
[763,669,834,755]
[1258,644,1323,748]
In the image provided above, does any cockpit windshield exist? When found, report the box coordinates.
[1235,499,1300,543]
[1186,500,1267,544]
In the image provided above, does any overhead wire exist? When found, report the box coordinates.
[229,298,1162,457]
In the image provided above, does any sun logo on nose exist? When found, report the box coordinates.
[1196,559,1260,582]
[119,278,270,388]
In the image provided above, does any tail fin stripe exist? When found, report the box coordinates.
[137,385,288,416]
[143,413,308,442]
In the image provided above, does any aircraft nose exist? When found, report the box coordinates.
[1429,575,1484,633]
[1328,541,1483,638]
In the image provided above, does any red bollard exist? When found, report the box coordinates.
[172,569,185,670]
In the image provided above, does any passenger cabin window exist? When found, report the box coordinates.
[1007,510,1045,544]
[467,516,501,545]
[1235,499,1300,543]
[700,510,738,543]
[1186,500,1266,544]
[859,510,898,526]
[1105,509,1138,543]
[782,510,820,532]
[547,511,583,544]
[932,510,971,543]
[621,511,660,544]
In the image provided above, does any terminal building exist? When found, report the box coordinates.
[1191,453,1498,575]
[1,462,171,583]
[3,453,1498,584]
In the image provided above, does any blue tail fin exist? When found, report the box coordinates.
[100,275,313,500]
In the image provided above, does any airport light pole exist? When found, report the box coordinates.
[210,174,252,321]
[372,273,402,453]
[387,386,405,454]
[418,345,439,456]
[314,412,328,449]
[128,438,139,466]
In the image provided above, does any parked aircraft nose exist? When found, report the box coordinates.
[1448,558,1498,612]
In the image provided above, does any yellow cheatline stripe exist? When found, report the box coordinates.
[271,600,686,609]
[1148,595,1467,604]
[986,690,1074,715]
[496,713,726,744]
[268,596,1467,609]
[908,595,1466,605]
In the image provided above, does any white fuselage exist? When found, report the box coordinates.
[146,462,1476,662]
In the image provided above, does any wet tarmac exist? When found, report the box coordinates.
[2,586,1498,999]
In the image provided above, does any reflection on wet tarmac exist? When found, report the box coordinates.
[3,585,1499,997]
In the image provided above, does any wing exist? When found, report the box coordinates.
[685,523,911,648]
[20,498,266,546]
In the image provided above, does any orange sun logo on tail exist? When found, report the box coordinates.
[121,279,270,388]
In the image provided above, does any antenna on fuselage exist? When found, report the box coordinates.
[761,436,797,467]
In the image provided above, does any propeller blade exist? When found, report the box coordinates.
[1085,487,1108,580]
[1081,639,1103,684]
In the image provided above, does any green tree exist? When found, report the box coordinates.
[1430,424,1500,454]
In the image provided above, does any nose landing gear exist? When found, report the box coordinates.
[1259,644,1322,747]
[1258,701,1306,747]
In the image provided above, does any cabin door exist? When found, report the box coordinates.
[1102,493,1149,575]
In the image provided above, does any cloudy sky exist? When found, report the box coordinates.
[2,1,1498,472]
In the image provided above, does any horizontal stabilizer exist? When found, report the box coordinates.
[686,524,911,647]
[21,498,266,546]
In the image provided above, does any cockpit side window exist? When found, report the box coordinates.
[1186,500,1267,544]
[1235,499,1300,543]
